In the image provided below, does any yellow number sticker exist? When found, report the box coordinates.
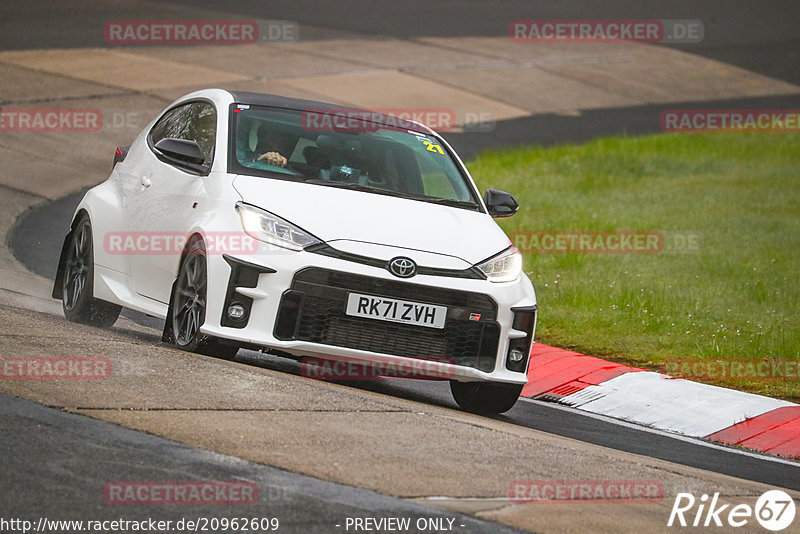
[423,141,444,154]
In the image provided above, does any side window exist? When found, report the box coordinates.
[149,102,216,166]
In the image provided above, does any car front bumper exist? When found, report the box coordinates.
[200,245,537,384]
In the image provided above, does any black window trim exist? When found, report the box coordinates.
[147,97,218,176]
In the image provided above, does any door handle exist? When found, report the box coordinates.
[141,176,152,189]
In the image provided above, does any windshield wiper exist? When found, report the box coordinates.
[419,197,481,210]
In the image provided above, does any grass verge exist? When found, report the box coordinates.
[469,132,800,401]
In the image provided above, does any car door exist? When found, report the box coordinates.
[125,100,217,303]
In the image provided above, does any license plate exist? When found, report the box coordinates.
[345,293,447,329]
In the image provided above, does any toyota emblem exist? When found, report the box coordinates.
[388,257,417,278]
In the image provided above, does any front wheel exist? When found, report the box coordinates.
[170,237,238,360]
[450,381,523,414]
[62,214,121,327]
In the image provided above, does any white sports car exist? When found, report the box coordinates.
[53,89,537,413]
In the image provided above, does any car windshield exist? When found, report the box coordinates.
[229,105,481,211]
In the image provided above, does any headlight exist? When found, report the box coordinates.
[476,246,522,282]
[235,202,321,251]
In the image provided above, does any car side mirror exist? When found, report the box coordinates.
[484,189,519,218]
[154,138,206,165]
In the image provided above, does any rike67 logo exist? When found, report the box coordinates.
[668,490,796,531]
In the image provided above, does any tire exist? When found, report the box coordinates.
[450,380,523,414]
[170,237,239,360]
[61,214,121,327]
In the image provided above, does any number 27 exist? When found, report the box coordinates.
[423,141,444,154]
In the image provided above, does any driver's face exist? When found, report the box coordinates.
[265,131,293,154]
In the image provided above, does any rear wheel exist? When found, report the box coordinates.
[62,214,121,327]
[450,380,523,414]
[170,237,238,360]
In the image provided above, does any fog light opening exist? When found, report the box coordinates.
[228,303,246,320]
[509,348,525,363]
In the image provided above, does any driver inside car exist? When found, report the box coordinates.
[238,120,297,168]
[255,128,295,167]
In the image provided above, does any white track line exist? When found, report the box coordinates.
[518,397,800,468]
[557,371,794,437]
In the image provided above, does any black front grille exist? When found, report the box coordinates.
[275,268,499,372]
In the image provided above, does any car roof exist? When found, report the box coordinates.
[226,90,436,135]
[228,90,343,111]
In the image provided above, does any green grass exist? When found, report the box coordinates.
[468,132,800,400]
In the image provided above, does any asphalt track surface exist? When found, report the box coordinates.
[1,1,798,160]
[1,0,798,86]
[3,0,800,529]
[9,191,800,493]
[0,393,525,533]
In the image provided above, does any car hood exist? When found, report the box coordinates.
[232,175,511,266]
